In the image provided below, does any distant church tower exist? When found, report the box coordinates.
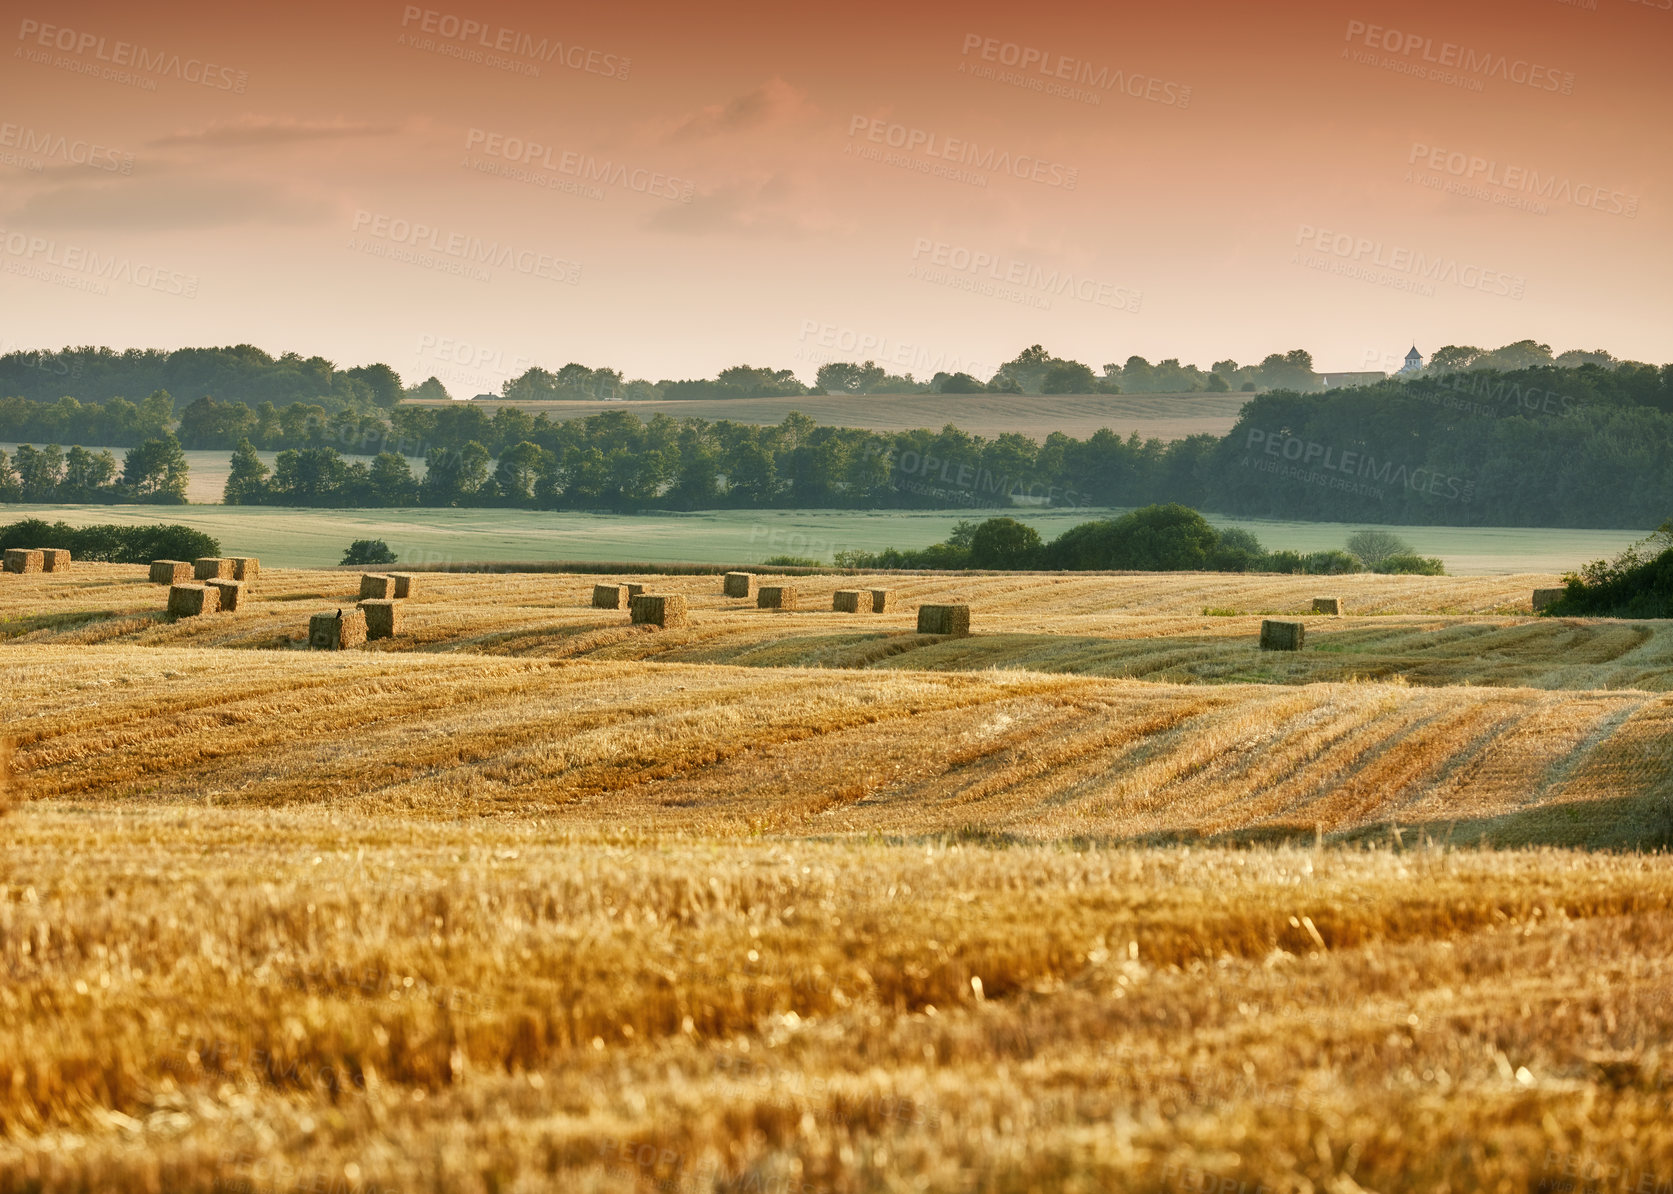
[1398,345,1423,375]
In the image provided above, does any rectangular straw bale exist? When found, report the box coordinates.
[390,573,416,598]
[625,583,646,598]
[359,599,402,640]
[630,593,688,628]
[3,549,43,574]
[723,571,752,598]
[167,583,220,617]
[1312,596,1342,615]
[870,589,895,614]
[230,557,260,581]
[309,609,367,650]
[149,560,192,584]
[193,557,234,581]
[1532,588,1565,612]
[206,580,245,612]
[832,589,862,613]
[917,604,970,635]
[41,548,71,572]
[360,574,394,599]
[592,583,629,609]
[1260,619,1306,650]
[758,585,797,610]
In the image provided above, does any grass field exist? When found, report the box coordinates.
[400,391,1249,442]
[1,502,1647,575]
[4,566,1671,1192]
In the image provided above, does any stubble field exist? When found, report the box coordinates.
[2,563,1671,1193]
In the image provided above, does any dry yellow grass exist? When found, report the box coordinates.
[2,566,1671,1192]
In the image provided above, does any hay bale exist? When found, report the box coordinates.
[391,573,416,599]
[168,583,220,617]
[1260,619,1306,651]
[758,585,798,610]
[1532,587,1566,612]
[917,604,971,636]
[630,593,688,628]
[360,574,394,599]
[723,571,752,598]
[832,589,863,613]
[1312,596,1342,616]
[230,557,260,582]
[193,557,234,581]
[40,548,71,572]
[206,580,245,612]
[592,583,629,609]
[3,548,43,574]
[149,560,192,584]
[309,609,367,650]
[870,589,895,614]
[359,599,402,640]
[625,583,646,598]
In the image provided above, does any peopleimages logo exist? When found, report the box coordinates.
[15,18,249,92]
[846,116,1078,189]
[1244,428,1474,503]
[1294,224,1526,299]
[959,34,1192,108]
[397,7,629,79]
[1343,20,1575,94]
[350,210,581,284]
[0,228,199,297]
[910,238,1142,313]
[464,129,693,202]
[1407,143,1637,217]
[0,123,134,174]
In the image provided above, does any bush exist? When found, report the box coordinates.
[1346,529,1414,568]
[1046,504,1218,571]
[340,539,399,566]
[0,519,219,563]
[969,517,1043,569]
[1254,548,1365,575]
[1376,553,1445,575]
[761,555,821,567]
[1545,522,1673,617]
[1208,526,1264,572]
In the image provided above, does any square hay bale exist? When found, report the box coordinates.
[168,583,220,617]
[391,573,416,599]
[230,557,260,581]
[149,560,192,584]
[917,604,971,636]
[723,571,752,598]
[309,609,367,650]
[1532,587,1566,612]
[193,557,234,581]
[625,583,646,598]
[360,574,394,599]
[870,589,895,614]
[758,585,797,610]
[359,599,402,640]
[41,548,71,572]
[630,593,688,629]
[1312,596,1342,616]
[206,580,245,612]
[3,548,43,574]
[832,589,863,613]
[592,583,629,609]
[1260,619,1306,651]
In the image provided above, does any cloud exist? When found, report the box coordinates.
[663,78,814,142]
[647,172,848,239]
[150,117,399,149]
[4,172,335,230]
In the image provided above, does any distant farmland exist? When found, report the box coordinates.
[403,391,1249,441]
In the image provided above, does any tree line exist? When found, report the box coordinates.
[0,436,189,504]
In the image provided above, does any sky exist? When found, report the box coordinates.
[1,0,1668,395]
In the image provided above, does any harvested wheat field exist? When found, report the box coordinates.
[2,564,1672,1193]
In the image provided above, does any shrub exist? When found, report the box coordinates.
[341,539,399,566]
[761,555,821,567]
[1545,521,1673,617]
[1046,504,1218,571]
[969,517,1043,569]
[0,519,219,563]
[1346,529,1414,568]
[1376,553,1445,575]
[1208,526,1264,572]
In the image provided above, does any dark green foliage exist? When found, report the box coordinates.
[340,539,399,566]
[1376,553,1446,575]
[1545,523,1673,617]
[968,517,1043,568]
[1045,504,1218,571]
[0,518,218,563]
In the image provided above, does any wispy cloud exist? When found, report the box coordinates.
[150,117,400,149]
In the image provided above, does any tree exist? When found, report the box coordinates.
[61,446,118,499]
[1426,345,1483,373]
[223,438,270,505]
[404,375,451,402]
[969,517,1043,568]
[929,371,985,394]
[421,441,491,505]
[816,360,887,394]
[0,450,17,502]
[368,453,419,506]
[345,363,404,409]
[492,441,550,505]
[1042,361,1097,394]
[122,433,189,503]
[13,443,65,501]
[341,539,399,566]
[1120,356,1156,393]
[1046,504,1217,570]
[1345,528,1414,568]
[1206,372,1230,392]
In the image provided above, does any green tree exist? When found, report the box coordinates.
[223,438,270,505]
[1345,528,1413,568]
[61,446,118,499]
[421,441,491,506]
[816,360,887,394]
[1042,361,1097,394]
[341,539,399,566]
[121,433,189,503]
[492,441,550,505]
[345,363,404,409]
[368,453,419,506]
[13,443,65,501]
[969,517,1043,568]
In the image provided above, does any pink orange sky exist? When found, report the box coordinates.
[1,0,1668,393]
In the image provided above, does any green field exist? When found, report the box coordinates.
[1,502,1643,574]
[403,391,1248,441]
